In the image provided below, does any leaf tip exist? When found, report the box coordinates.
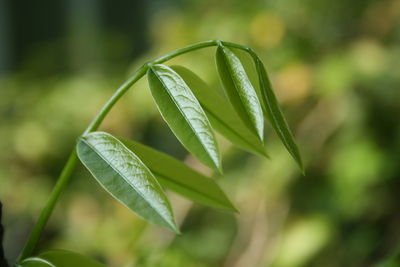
[260,148,270,159]
[230,204,239,213]
[255,128,265,143]
[172,224,181,235]
[210,157,223,174]
[293,154,305,175]
[292,150,305,175]
[164,215,181,234]
[216,164,224,175]
[299,164,306,176]
[220,196,238,213]
[214,201,239,213]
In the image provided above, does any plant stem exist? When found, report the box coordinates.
[84,39,219,134]
[17,151,78,260]
[17,39,231,261]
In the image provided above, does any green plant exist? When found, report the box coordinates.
[9,40,302,266]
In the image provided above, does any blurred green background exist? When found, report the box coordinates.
[1,0,400,266]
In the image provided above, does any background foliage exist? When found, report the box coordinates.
[1,0,400,266]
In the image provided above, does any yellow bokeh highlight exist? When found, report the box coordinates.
[350,39,386,77]
[250,13,285,49]
[274,216,333,267]
[275,63,313,104]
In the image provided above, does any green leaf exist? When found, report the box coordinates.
[76,131,179,233]
[147,64,222,172]
[215,45,264,141]
[39,250,106,267]
[171,65,267,157]
[17,258,55,267]
[254,57,304,172]
[120,138,237,212]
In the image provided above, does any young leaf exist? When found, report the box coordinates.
[215,45,264,141]
[254,57,304,172]
[147,64,222,172]
[171,65,267,157]
[39,250,106,267]
[76,131,179,233]
[120,138,237,212]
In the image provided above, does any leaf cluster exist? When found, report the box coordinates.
[17,41,303,266]
[76,42,302,233]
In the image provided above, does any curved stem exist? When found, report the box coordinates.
[17,39,223,262]
[83,65,148,134]
[151,40,218,64]
[84,39,219,134]
[220,40,258,59]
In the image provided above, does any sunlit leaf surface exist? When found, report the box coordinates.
[76,131,179,232]
[147,64,222,172]
[121,138,237,211]
[215,45,264,141]
[172,65,267,157]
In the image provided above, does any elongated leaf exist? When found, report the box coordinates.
[17,258,54,267]
[171,65,267,157]
[39,250,106,267]
[215,45,264,141]
[76,131,179,232]
[120,138,237,211]
[147,64,222,172]
[254,57,304,172]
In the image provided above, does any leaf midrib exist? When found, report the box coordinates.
[221,46,256,128]
[80,138,173,228]
[20,257,56,267]
[150,66,218,168]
